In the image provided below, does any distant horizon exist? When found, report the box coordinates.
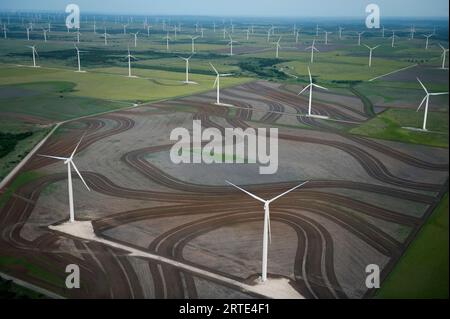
[0,0,448,19]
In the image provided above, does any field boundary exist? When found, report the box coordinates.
[0,271,64,299]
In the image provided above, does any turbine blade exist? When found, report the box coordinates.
[209,62,219,75]
[308,67,312,83]
[298,84,311,95]
[213,76,218,88]
[225,181,266,203]
[70,161,91,191]
[268,181,309,204]
[417,78,428,94]
[267,208,272,245]
[417,95,427,111]
[429,92,449,96]
[38,154,69,161]
[70,133,86,159]
[313,84,328,91]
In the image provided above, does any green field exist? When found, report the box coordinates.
[350,108,449,148]
[377,194,449,299]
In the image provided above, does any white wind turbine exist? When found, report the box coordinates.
[357,31,365,46]
[147,25,151,37]
[223,27,227,40]
[305,39,319,63]
[403,78,448,132]
[295,30,300,44]
[226,180,309,283]
[179,55,197,84]
[410,25,416,39]
[38,135,90,224]
[43,28,48,42]
[439,44,449,70]
[227,35,237,56]
[102,27,110,46]
[75,29,81,43]
[190,35,199,53]
[324,31,332,45]
[298,67,329,119]
[163,33,171,52]
[2,24,7,39]
[26,27,30,41]
[274,37,282,58]
[123,24,128,35]
[125,47,137,78]
[200,27,205,38]
[338,26,344,39]
[390,31,397,48]
[245,29,250,41]
[424,34,433,50]
[210,62,233,106]
[132,31,139,47]
[74,44,87,73]
[26,45,39,68]
[364,44,381,67]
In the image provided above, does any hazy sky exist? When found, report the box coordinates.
[0,0,448,17]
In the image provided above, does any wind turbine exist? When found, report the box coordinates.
[324,31,332,45]
[267,27,273,42]
[439,43,449,70]
[305,39,319,63]
[190,35,199,53]
[74,44,87,73]
[410,25,416,39]
[390,31,397,48]
[163,33,171,52]
[210,62,233,106]
[364,44,381,67]
[132,31,139,47]
[75,29,81,43]
[227,35,237,56]
[102,27,110,46]
[403,78,449,132]
[226,180,309,283]
[125,46,137,77]
[338,26,344,39]
[245,29,250,41]
[26,45,39,68]
[298,67,329,119]
[381,25,385,38]
[315,24,319,36]
[179,55,196,84]
[357,31,365,46]
[147,25,151,37]
[38,135,91,224]
[2,24,7,39]
[26,26,30,40]
[424,34,433,50]
[295,30,300,44]
[274,37,282,58]
[200,27,205,38]
[123,24,128,35]
[43,28,48,42]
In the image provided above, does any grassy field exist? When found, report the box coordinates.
[376,193,449,299]
[350,108,449,148]
[0,171,44,208]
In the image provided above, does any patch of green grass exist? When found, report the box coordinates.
[376,193,449,299]
[0,256,65,289]
[350,108,448,148]
[0,277,46,299]
[0,171,43,208]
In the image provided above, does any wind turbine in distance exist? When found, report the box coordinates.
[102,27,110,46]
[357,31,365,46]
[338,26,344,39]
[43,28,49,42]
[163,33,171,52]
[132,31,139,47]
[245,29,250,41]
[424,34,433,50]
[364,44,381,67]
[125,46,137,78]
[26,45,39,68]
[2,24,7,39]
[402,78,448,132]
[410,25,416,39]
[295,30,300,44]
[190,35,199,53]
[390,31,397,48]
[324,31,332,45]
[123,24,128,35]
[147,25,151,37]
[26,26,30,41]
[210,62,233,106]
[179,55,197,84]
[74,44,87,73]
[38,135,91,224]
[274,37,282,58]
[439,44,449,70]
[305,39,319,63]
[298,67,329,119]
[226,180,309,283]
[75,29,81,43]
[227,35,237,56]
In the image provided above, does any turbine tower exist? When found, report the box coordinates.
[227,35,237,56]
[424,34,433,50]
[125,47,137,77]
[357,31,365,46]
[102,27,110,46]
[210,62,233,106]
[26,27,30,41]
[74,44,87,73]
[439,43,449,70]
[2,24,7,39]
[38,135,91,223]
[390,31,397,48]
[26,45,39,68]
[274,37,282,58]
[75,29,81,43]
[43,28,48,42]
[324,31,332,45]
[338,26,344,39]
[190,35,199,53]
[298,67,329,119]
[226,180,309,283]
[364,44,381,67]
[305,39,319,63]
[163,33,171,52]
[179,55,196,84]
[132,31,139,47]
